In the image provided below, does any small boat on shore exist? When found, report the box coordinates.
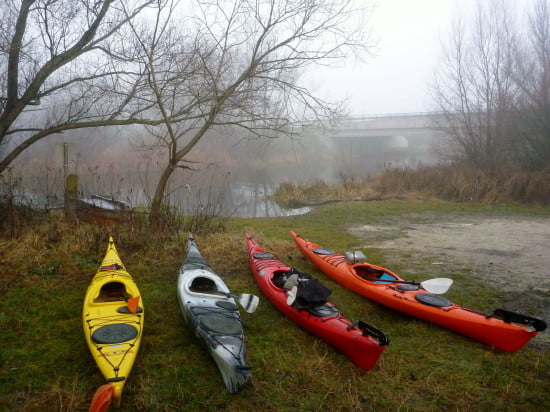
[291,231,546,352]
[177,234,256,394]
[76,195,133,225]
[246,235,389,371]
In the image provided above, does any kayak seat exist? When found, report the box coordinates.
[354,266,397,283]
[415,293,452,307]
[190,277,217,293]
[92,323,138,344]
[95,282,130,303]
[117,305,144,314]
[374,273,398,283]
[271,270,289,289]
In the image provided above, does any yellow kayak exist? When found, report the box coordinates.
[82,237,144,410]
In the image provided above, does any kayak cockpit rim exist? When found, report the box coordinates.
[94,281,131,303]
[351,265,399,283]
[183,270,231,298]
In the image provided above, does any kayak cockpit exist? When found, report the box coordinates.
[353,266,398,283]
[184,272,231,299]
[94,281,130,303]
[189,276,220,294]
[272,269,339,317]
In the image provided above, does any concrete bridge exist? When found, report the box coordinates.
[323,112,449,174]
[331,112,448,141]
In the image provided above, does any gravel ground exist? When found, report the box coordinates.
[350,214,550,292]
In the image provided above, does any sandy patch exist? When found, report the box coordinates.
[349,215,550,292]
[348,213,550,347]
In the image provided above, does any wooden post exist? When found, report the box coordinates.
[63,142,69,181]
[65,174,78,219]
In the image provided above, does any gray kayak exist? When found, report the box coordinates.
[177,234,252,394]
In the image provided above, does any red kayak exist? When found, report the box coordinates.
[246,235,389,371]
[291,231,546,352]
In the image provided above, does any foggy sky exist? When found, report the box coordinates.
[307,0,529,116]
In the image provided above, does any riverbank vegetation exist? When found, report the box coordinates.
[273,162,550,208]
[0,199,548,411]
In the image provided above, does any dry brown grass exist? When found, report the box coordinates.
[16,380,86,412]
[273,178,380,207]
[374,163,550,204]
[0,202,548,411]
[274,163,550,206]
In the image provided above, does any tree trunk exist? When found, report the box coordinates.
[149,163,176,228]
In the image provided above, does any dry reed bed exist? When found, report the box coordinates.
[274,164,550,206]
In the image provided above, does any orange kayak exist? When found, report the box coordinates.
[291,231,546,352]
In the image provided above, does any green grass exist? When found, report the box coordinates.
[0,199,549,411]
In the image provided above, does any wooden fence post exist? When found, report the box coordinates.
[65,174,78,219]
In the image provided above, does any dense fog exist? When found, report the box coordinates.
[8,114,443,216]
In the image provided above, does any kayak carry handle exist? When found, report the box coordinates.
[348,321,391,346]
[486,309,547,332]
[107,377,125,383]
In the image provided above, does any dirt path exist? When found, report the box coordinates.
[350,214,550,292]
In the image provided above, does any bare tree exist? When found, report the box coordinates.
[432,0,550,172]
[432,1,520,168]
[126,0,374,225]
[0,0,168,174]
[511,0,550,170]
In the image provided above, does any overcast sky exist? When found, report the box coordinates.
[308,0,478,116]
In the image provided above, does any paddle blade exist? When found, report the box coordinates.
[127,296,140,314]
[238,294,259,313]
[420,278,454,294]
[286,286,298,305]
[89,384,114,412]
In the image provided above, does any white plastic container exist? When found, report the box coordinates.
[345,251,366,264]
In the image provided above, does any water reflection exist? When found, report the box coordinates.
[175,181,311,218]
[229,183,311,218]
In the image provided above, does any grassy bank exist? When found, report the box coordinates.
[0,199,549,411]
